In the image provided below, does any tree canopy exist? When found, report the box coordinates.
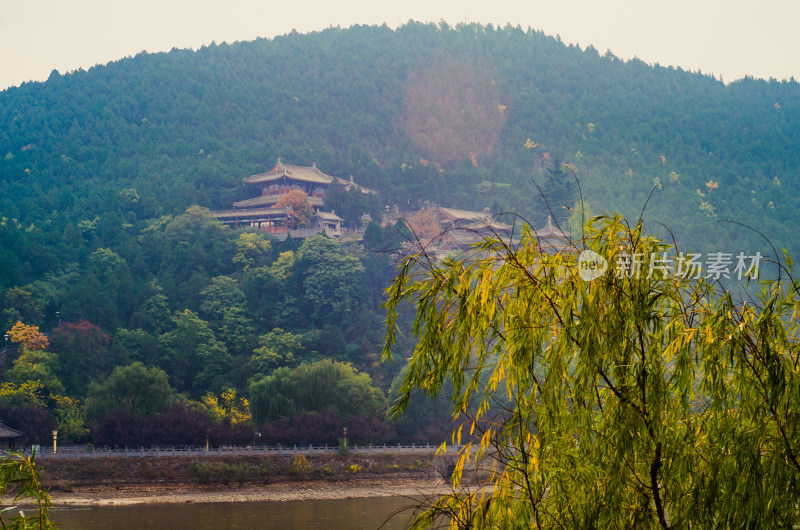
[249,359,386,425]
[7,321,49,352]
[384,215,800,528]
[85,362,172,424]
[274,190,313,228]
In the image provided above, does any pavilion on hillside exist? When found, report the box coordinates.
[534,215,572,253]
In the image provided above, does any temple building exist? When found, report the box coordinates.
[398,203,514,254]
[211,158,372,239]
[396,204,571,256]
[0,423,23,450]
[437,206,513,235]
[232,158,374,210]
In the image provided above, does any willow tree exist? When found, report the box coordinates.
[384,215,800,528]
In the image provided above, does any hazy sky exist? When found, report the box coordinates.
[2,0,798,90]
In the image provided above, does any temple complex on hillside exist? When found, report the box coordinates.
[211,158,374,239]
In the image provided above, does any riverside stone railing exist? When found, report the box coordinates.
[29,442,455,460]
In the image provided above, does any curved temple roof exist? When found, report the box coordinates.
[243,158,376,193]
[243,158,334,185]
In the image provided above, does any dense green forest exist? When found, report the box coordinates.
[0,21,798,446]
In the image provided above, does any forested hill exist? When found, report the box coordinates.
[2,21,799,279]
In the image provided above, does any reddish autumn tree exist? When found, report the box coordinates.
[50,321,111,397]
[402,207,441,241]
[275,190,313,228]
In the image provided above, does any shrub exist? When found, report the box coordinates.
[189,461,250,483]
[290,455,312,479]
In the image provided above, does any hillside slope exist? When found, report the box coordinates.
[2,22,798,266]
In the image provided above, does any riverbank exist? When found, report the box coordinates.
[48,477,447,506]
[35,452,448,507]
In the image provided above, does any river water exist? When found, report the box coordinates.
[51,496,422,529]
